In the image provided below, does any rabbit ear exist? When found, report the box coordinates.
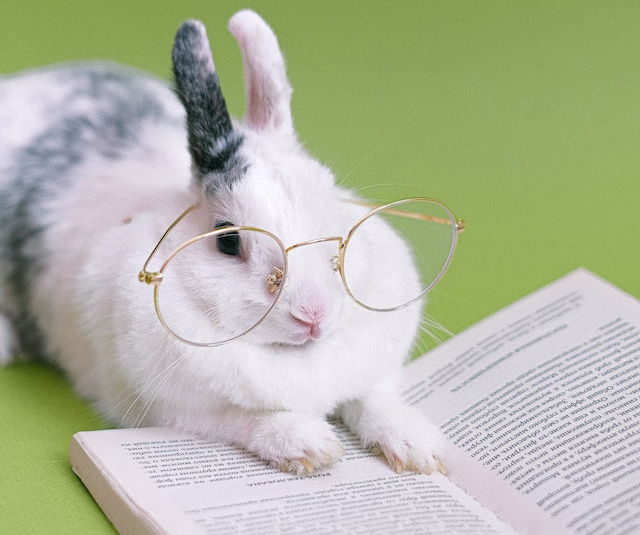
[229,10,293,135]
[172,20,241,177]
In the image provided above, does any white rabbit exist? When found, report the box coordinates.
[0,10,447,475]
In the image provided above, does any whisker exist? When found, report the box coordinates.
[350,182,419,204]
[419,323,445,345]
[130,355,189,428]
[422,317,454,338]
[98,329,176,420]
[119,351,186,426]
[417,311,455,349]
[411,333,429,358]
[164,353,194,428]
[336,136,396,187]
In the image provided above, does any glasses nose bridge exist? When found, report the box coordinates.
[284,235,344,255]
[268,236,345,295]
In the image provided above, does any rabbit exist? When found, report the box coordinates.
[0,10,447,476]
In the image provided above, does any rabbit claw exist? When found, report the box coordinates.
[390,453,403,474]
[300,457,314,474]
[277,455,323,476]
[373,443,447,476]
[434,455,447,476]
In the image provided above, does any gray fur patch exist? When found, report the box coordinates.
[0,65,170,357]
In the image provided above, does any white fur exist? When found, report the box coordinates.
[0,314,17,365]
[0,10,445,475]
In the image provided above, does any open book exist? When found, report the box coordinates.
[71,269,640,535]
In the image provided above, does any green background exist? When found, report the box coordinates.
[1,1,638,532]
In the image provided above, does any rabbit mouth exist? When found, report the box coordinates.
[292,316,324,341]
[271,327,320,347]
[266,321,325,347]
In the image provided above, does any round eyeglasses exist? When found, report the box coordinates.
[139,198,465,347]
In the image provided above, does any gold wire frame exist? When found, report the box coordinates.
[140,220,289,347]
[139,198,465,347]
[341,198,464,312]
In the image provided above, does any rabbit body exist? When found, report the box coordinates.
[0,11,445,475]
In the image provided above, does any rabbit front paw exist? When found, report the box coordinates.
[343,400,447,475]
[371,424,447,476]
[249,411,345,476]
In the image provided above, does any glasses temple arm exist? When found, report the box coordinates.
[344,199,465,232]
[139,205,197,283]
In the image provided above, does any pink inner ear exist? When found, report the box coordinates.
[247,72,277,130]
[228,10,293,133]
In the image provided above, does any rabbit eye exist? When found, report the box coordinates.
[215,221,240,256]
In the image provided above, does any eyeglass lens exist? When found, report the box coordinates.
[341,199,456,311]
[155,228,286,346]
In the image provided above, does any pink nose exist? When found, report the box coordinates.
[291,305,326,340]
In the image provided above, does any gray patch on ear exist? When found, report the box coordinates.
[200,162,250,198]
[172,20,247,191]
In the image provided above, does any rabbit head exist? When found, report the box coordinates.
[166,11,383,348]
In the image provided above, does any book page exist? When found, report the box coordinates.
[405,269,640,535]
[72,424,519,535]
